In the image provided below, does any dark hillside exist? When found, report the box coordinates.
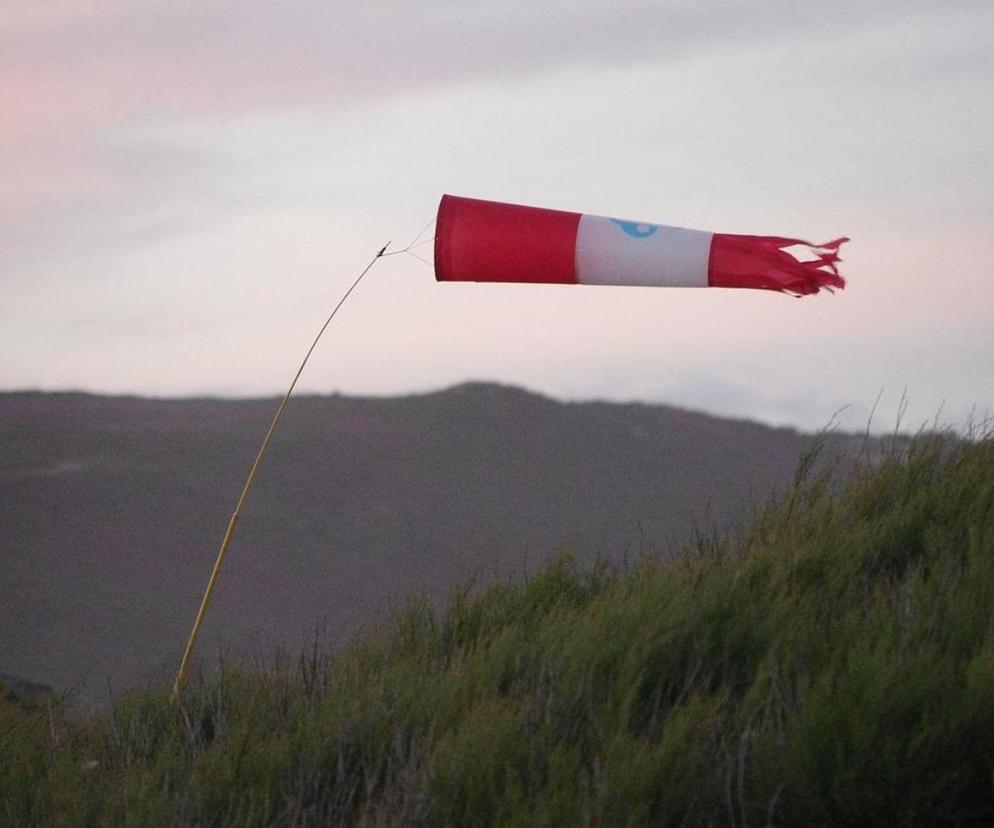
[2,433,991,825]
[1,384,847,705]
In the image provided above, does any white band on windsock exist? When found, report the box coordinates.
[574,214,713,288]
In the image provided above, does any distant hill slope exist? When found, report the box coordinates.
[3,431,990,826]
[1,383,849,705]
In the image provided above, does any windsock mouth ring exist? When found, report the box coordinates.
[434,194,456,282]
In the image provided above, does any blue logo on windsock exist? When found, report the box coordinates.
[611,219,659,239]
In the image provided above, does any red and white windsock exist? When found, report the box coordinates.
[434,194,847,296]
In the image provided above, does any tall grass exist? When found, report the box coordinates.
[3,432,993,826]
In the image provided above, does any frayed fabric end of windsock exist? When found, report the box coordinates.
[709,234,849,296]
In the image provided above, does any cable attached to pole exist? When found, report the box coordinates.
[171,241,390,700]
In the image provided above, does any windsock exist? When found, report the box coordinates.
[434,194,846,296]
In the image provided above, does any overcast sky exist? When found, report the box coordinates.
[3,1,992,432]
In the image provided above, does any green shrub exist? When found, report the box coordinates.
[3,433,993,826]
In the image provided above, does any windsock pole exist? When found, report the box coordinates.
[171,242,390,700]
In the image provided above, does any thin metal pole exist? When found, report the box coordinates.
[171,242,389,700]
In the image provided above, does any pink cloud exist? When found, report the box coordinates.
[0,1,142,35]
[2,1,989,255]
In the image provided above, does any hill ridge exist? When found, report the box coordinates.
[1,385,854,707]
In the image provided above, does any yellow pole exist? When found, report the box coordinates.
[171,243,389,700]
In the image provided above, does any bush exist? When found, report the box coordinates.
[3,433,993,826]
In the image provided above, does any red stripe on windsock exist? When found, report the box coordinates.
[435,194,581,284]
[708,233,848,296]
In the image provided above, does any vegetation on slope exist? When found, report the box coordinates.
[3,433,994,826]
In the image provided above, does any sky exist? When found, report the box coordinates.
[3,1,993,433]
